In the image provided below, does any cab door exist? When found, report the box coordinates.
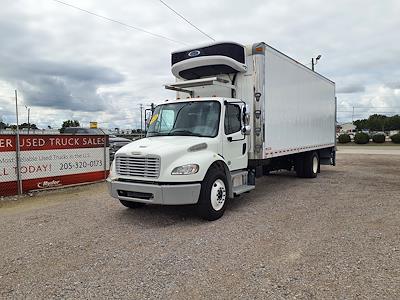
[222,102,248,171]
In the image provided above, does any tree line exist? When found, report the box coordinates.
[353,114,400,131]
[1,120,144,134]
[0,121,39,130]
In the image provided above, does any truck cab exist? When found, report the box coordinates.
[107,97,254,220]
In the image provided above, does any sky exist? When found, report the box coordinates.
[0,0,399,129]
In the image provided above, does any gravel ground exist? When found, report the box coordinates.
[337,145,400,155]
[0,153,399,299]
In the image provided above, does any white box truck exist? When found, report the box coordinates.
[107,41,336,220]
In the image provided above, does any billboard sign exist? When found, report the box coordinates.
[0,135,109,196]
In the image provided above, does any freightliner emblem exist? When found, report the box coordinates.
[188,50,201,57]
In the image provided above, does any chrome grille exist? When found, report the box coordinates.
[116,155,160,178]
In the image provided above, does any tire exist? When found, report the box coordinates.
[197,167,228,221]
[119,200,146,209]
[302,151,319,178]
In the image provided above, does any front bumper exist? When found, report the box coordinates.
[106,179,201,205]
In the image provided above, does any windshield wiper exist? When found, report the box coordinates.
[168,129,204,137]
[147,131,169,136]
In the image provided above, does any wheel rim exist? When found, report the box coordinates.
[312,155,318,174]
[210,179,226,211]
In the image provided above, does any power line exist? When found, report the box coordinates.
[157,0,215,41]
[51,0,187,45]
[337,106,400,109]
[338,111,400,114]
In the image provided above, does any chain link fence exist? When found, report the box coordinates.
[0,132,109,197]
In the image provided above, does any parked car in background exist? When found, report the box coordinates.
[62,127,131,161]
[62,127,103,134]
[109,135,131,161]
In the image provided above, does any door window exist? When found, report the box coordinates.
[224,104,241,135]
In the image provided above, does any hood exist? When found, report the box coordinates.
[116,136,213,157]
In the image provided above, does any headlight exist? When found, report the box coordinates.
[171,164,199,175]
[108,160,117,180]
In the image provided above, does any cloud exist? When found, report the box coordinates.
[0,14,125,115]
[337,83,365,94]
[385,82,400,89]
[0,19,125,112]
[4,58,124,112]
[0,0,400,128]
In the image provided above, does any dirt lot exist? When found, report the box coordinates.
[337,145,400,155]
[1,153,399,299]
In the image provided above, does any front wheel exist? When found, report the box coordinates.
[197,168,228,221]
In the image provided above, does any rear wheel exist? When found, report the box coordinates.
[303,151,319,178]
[119,200,146,209]
[197,168,228,221]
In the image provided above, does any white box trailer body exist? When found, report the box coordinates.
[107,41,336,220]
[263,45,336,158]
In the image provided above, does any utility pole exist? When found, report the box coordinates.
[139,104,143,138]
[15,90,22,195]
[144,103,156,135]
[143,103,155,136]
[25,106,30,134]
[27,107,30,134]
[352,106,354,123]
[311,55,322,71]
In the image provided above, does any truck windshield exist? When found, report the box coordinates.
[147,101,220,138]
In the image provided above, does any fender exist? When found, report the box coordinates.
[207,159,233,199]
[165,150,233,198]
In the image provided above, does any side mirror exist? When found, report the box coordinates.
[242,104,250,125]
[242,125,251,135]
[241,104,251,135]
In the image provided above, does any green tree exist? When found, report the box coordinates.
[19,123,38,130]
[354,132,370,144]
[385,115,400,130]
[367,114,387,131]
[62,120,80,128]
[353,119,368,131]
[391,133,400,143]
[60,120,80,133]
[354,115,400,131]
[338,133,351,143]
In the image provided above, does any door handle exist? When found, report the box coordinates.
[227,136,245,142]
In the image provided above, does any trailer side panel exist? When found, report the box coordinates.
[264,46,335,158]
